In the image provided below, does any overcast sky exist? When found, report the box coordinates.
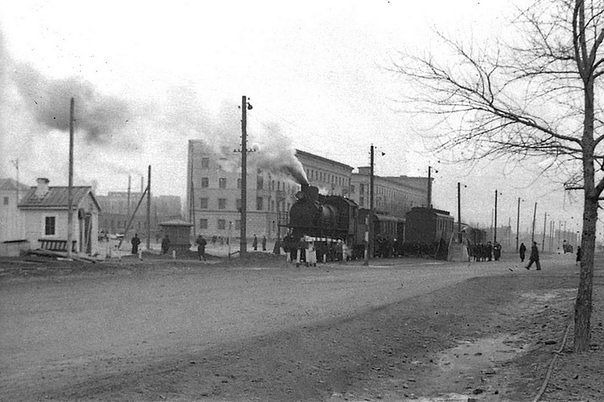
[0,0,590,239]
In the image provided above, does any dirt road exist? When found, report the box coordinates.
[0,253,598,400]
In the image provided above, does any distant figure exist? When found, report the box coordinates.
[519,242,527,262]
[253,234,258,251]
[131,233,141,255]
[493,241,502,261]
[486,241,493,261]
[196,235,207,261]
[161,235,170,255]
[576,246,582,266]
[262,235,267,251]
[525,241,541,270]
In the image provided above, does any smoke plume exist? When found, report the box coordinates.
[251,123,309,185]
[13,63,130,144]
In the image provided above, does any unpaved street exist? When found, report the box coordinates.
[0,254,586,400]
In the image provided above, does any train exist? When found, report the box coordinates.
[285,184,458,260]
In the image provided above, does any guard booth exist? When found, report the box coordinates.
[158,220,192,251]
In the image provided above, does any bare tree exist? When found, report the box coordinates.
[395,0,604,352]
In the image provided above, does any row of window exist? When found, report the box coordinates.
[305,168,349,187]
[198,176,298,194]
[198,197,291,212]
[198,218,278,233]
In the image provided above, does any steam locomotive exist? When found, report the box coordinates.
[286,184,455,260]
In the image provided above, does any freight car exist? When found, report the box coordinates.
[403,207,454,259]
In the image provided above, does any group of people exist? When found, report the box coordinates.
[519,241,541,270]
[469,241,502,262]
[252,234,267,251]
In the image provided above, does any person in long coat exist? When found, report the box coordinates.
[131,233,141,254]
[525,241,541,270]
[252,234,258,251]
[161,235,170,255]
[196,235,207,261]
[262,235,267,251]
[519,242,527,262]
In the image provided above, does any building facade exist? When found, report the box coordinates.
[18,178,101,255]
[0,178,29,243]
[350,167,429,218]
[186,139,431,241]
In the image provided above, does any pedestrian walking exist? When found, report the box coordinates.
[131,233,141,255]
[519,242,526,262]
[253,234,258,251]
[196,234,207,261]
[262,235,267,251]
[576,246,582,266]
[525,241,541,270]
[493,241,502,261]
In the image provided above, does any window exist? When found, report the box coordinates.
[360,196,365,207]
[350,185,355,194]
[271,200,275,211]
[200,198,208,209]
[199,219,208,229]
[201,177,209,188]
[217,219,226,230]
[235,220,241,230]
[218,198,226,209]
[236,199,242,211]
[3,197,8,205]
[360,183,365,194]
[277,181,281,191]
[256,197,263,211]
[257,176,264,190]
[219,178,227,189]
[201,157,210,168]
[45,216,56,235]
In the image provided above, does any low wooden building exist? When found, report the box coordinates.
[18,178,101,255]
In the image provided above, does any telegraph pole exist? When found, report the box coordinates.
[494,190,498,243]
[542,212,547,251]
[67,98,75,258]
[516,197,521,251]
[531,202,537,243]
[457,182,462,243]
[127,175,131,224]
[237,95,254,257]
[364,145,375,266]
[146,165,151,250]
[427,166,432,208]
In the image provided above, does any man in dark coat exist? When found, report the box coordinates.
[161,235,170,255]
[519,242,527,262]
[253,234,258,251]
[262,235,267,251]
[131,233,141,255]
[196,235,207,261]
[493,241,502,261]
[525,241,541,270]
[486,241,493,261]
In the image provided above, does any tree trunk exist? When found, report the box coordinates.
[575,195,596,352]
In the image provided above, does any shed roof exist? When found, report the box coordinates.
[19,186,101,210]
[159,219,193,227]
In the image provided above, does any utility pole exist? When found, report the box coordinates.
[146,165,151,250]
[236,95,253,257]
[516,197,521,251]
[188,142,196,238]
[531,202,537,243]
[542,212,547,251]
[67,97,75,258]
[427,166,432,208]
[457,182,462,243]
[494,190,498,243]
[364,145,375,266]
[127,175,131,226]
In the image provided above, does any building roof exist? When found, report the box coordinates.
[19,186,101,210]
[295,149,354,171]
[0,178,29,191]
[158,219,193,227]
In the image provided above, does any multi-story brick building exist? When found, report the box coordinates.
[350,167,429,218]
[186,139,430,241]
